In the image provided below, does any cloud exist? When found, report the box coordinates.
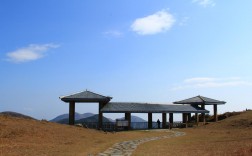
[172,77,252,90]
[6,43,60,63]
[192,0,216,7]
[131,10,175,35]
[103,30,123,38]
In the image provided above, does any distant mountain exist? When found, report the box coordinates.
[0,111,35,120]
[57,114,112,124]
[76,114,112,123]
[117,115,147,122]
[50,112,94,122]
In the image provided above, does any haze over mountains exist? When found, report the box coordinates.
[50,112,147,124]
[50,112,95,122]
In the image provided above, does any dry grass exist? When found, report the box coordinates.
[133,110,252,156]
[0,115,171,156]
[1,111,252,156]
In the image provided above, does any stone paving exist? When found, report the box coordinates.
[97,130,186,156]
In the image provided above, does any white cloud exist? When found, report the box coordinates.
[103,30,123,38]
[184,77,216,83]
[131,10,175,35]
[192,0,216,7]
[172,77,252,90]
[6,43,60,63]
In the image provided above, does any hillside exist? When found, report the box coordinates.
[0,113,172,156]
[205,110,252,129]
[133,110,252,156]
[0,111,35,120]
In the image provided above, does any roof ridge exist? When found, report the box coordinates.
[197,95,205,103]
[59,90,112,99]
[59,90,86,99]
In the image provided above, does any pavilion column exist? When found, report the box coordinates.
[188,113,192,122]
[182,113,187,123]
[98,102,106,129]
[195,113,199,126]
[162,113,167,129]
[148,113,152,129]
[69,101,75,125]
[201,104,206,124]
[182,113,188,128]
[125,113,131,130]
[169,113,173,129]
[214,104,218,122]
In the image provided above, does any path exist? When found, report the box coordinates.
[97,130,186,156]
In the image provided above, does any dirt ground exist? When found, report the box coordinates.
[1,111,252,156]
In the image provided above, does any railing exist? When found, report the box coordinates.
[80,122,187,130]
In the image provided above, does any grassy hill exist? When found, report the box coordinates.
[0,112,170,156]
[133,110,252,156]
[1,110,252,155]
[0,111,35,120]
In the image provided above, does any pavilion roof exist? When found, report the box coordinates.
[59,90,112,103]
[173,95,226,105]
[100,102,209,113]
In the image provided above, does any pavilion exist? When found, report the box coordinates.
[59,90,225,129]
[59,90,112,128]
[173,95,226,123]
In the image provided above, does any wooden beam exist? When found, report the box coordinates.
[214,104,218,122]
[69,101,75,125]
[162,113,167,129]
[148,113,152,129]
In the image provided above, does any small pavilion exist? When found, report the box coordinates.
[173,95,226,123]
[59,90,112,128]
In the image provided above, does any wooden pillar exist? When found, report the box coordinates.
[162,113,167,129]
[182,113,188,128]
[214,104,218,122]
[182,113,187,123]
[201,104,206,124]
[195,113,199,126]
[69,101,75,125]
[169,113,173,129]
[188,113,191,122]
[148,113,152,129]
[99,102,106,129]
[125,113,131,130]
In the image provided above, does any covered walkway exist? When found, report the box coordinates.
[101,102,209,129]
[59,90,225,130]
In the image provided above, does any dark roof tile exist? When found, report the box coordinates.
[101,102,209,113]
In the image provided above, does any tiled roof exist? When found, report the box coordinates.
[60,90,112,103]
[100,102,209,113]
[173,95,226,105]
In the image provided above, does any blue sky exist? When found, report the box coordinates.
[1,0,252,121]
